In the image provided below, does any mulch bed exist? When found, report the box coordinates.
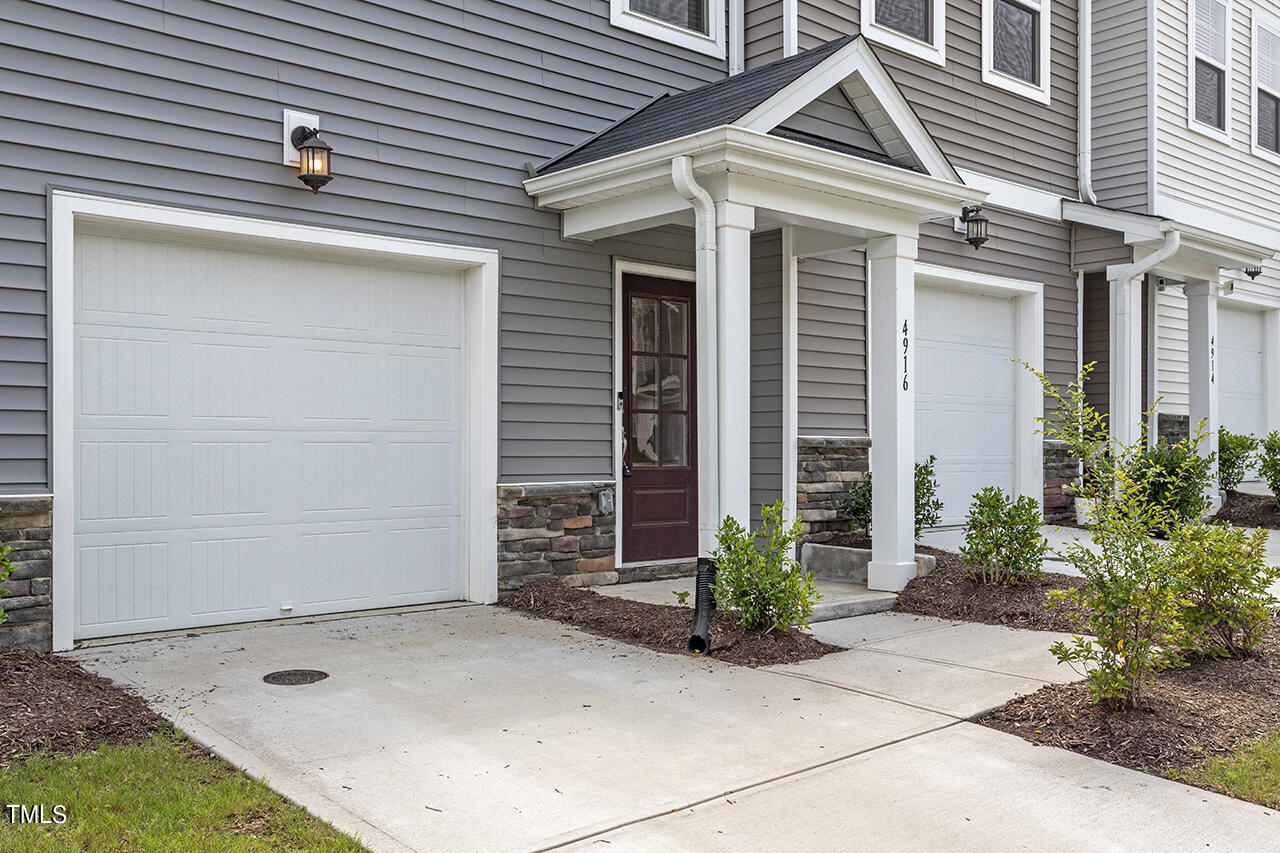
[1,645,167,765]
[978,621,1280,773]
[1214,490,1280,530]
[497,580,841,667]
[822,533,1089,633]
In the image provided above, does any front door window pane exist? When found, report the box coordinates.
[659,357,686,410]
[661,300,688,354]
[632,356,658,409]
[631,413,659,467]
[661,414,688,466]
[630,297,658,353]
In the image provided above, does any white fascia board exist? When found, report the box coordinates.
[735,37,960,183]
[1060,199,1166,241]
[526,126,984,224]
[1153,194,1280,257]
[956,170,1064,219]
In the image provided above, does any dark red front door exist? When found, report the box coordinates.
[622,274,698,562]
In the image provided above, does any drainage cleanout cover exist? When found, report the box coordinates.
[262,669,329,686]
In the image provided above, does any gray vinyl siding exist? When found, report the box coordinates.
[798,250,867,435]
[0,0,727,492]
[1072,223,1133,271]
[775,87,886,153]
[919,210,1079,407]
[746,0,786,68]
[1091,0,1150,212]
[751,231,785,524]
[1082,271,1110,414]
[794,0,1079,196]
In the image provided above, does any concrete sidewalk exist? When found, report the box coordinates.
[71,606,1275,852]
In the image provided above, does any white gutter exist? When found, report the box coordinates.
[729,0,744,75]
[671,156,721,556]
[1078,0,1097,205]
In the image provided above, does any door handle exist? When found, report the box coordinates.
[621,423,633,478]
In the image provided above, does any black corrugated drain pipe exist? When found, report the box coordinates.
[688,557,717,653]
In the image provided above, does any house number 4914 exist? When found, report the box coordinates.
[901,319,910,391]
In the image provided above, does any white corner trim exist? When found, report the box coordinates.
[980,0,1052,105]
[1186,0,1233,142]
[611,258,697,568]
[956,169,1064,219]
[782,0,799,57]
[48,191,500,650]
[609,0,726,59]
[860,0,947,67]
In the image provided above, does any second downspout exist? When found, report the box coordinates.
[1078,0,1097,204]
[672,155,721,556]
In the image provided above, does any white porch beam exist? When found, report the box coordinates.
[1187,278,1221,507]
[1107,274,1144,447]
[866,233,918,592]
[561,189,690,241]
[717,200,755,528]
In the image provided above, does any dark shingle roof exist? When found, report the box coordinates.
[539,36,857,174]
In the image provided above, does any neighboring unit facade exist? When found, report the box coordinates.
[1,0,1277,652]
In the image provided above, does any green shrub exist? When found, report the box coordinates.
[837,456,943,539]
[1260,431,1280,510]
[959,487,1048,585]
[1169,523,1280,658]
[839,474,873,536]
[1218,428,1259,493]
[1048,470,1189,710]
[0,543,13,625]
[1128,441,1213,531]
[712,501,820,633]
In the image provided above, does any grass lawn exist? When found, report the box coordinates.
[1174,732,1280,810]
[2,731,366,852]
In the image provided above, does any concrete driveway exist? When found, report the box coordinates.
[72,606,1275,852]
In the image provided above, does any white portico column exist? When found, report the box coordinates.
[716,200,755,528]
[1187,278,1221,505]
[867,233,917,592]
[1107,273,1145,447]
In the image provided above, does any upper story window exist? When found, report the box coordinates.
[981,0,1052,103]
[610,0,725,59]
[1253,12,1280,159]
[1190,0,1231,139]
[861,0,947,66]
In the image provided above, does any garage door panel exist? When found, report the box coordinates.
[74,232,466,639]
[916,286,1017,526]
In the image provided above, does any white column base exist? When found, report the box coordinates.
[867,560,917,592]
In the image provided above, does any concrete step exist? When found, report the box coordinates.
[594,577,896,624]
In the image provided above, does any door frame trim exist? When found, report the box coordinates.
[612,259,697,568]
[49,191,500,650]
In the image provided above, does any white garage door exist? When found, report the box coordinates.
[73,231,465,640]
[916,286,1017,526]
[1218,306,1266,441]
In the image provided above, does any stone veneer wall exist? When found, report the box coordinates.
[797,438,1077,533]
[0,498,53,651]
[1157,413,1191,444]
[1043,440,1079,524]
[796,438,870,542]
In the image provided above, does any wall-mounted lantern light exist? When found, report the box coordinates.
[960,206,989,249]
[1246,264,1263,279]
[290,126,333,194]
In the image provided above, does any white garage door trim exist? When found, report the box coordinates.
[49,191,499,651]
[912,264,1044,522]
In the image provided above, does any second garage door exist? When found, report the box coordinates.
[916,286,1017,526]
[73,229,466,640]
[1219,305,1266,479]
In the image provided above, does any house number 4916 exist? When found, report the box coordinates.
[901,319,910,391]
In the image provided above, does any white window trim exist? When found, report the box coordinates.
[610,0,726,59]
[1251,9,1280,165]
[980,0,1052,105]
[1187,0,1233,143]
[48,191,500,651]
[860,0,947,67]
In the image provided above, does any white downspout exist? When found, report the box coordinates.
[729,0,745,75]
[672,156,721,556]
[1111,229,1180,289]
[1078,0,1097,205]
